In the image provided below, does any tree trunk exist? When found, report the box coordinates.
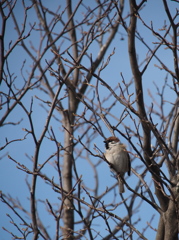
[62,90,76,239]
[156,188,178,240]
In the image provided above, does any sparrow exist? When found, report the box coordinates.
[104,136,131,193]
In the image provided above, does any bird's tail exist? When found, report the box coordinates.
[118,175,125,193]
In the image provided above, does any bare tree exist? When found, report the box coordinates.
[0,0,179,240]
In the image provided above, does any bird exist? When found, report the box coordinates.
[104,136,131,193]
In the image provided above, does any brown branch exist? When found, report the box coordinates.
[128,0,169,211]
